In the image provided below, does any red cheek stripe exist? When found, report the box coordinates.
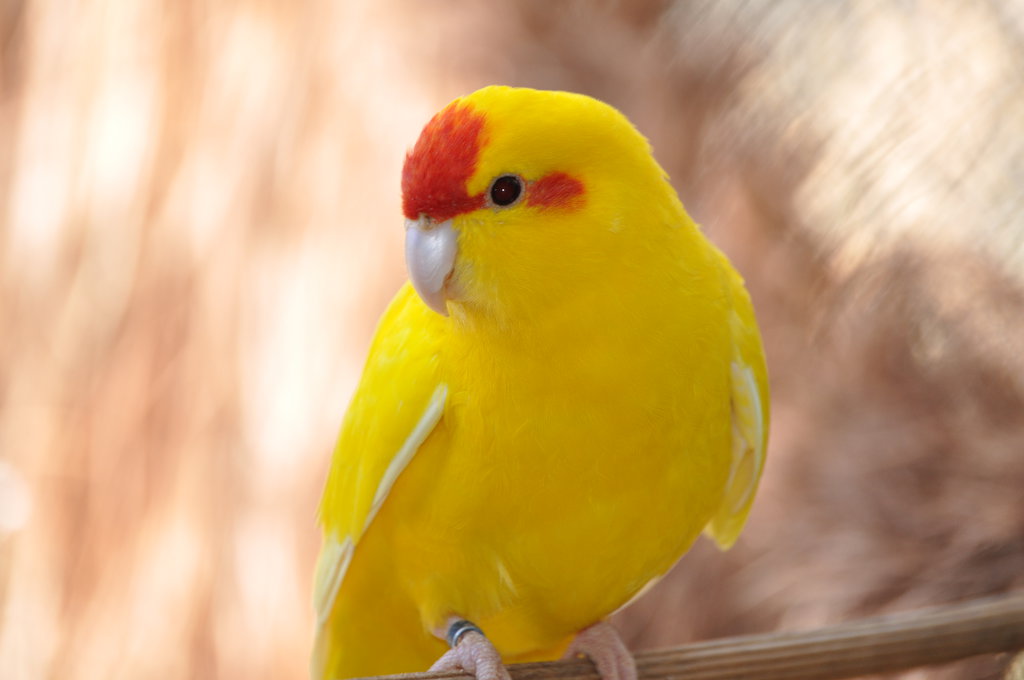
[526,172,585,210]
[402,103,487,221]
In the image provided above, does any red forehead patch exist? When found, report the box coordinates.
[402,102,487,221]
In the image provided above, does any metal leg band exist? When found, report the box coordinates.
[446,619,484,648]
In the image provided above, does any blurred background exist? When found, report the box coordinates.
[1,1,1022,678]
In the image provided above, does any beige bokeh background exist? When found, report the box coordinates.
[1,2,1022,679]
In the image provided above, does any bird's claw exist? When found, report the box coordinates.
[429,631,511,680]
[562,621,637,680]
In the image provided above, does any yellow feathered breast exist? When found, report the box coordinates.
[312,86,769,679]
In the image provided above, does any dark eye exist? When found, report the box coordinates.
[489,175,522,207]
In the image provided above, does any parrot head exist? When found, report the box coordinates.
[401,86,684,326]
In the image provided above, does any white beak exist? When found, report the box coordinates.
[404,217,457,316]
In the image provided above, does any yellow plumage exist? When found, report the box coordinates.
[312,86,769,679]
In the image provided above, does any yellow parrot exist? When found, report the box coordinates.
[311,86,769,680]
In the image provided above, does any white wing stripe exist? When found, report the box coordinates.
[727,361,765,512]
[313,383,448,629]
[364,383,448,532]
[314,535,353,627]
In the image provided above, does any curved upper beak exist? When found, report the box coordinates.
[404,217,457,316]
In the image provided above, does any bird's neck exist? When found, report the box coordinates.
[445,258,684,390]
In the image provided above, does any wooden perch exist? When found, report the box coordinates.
[362,591,1024,680]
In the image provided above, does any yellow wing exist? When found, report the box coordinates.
[313,283,447,631]
[703,252,770,549]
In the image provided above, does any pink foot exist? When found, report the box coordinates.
[562,621,637,680]
[430,630,511,680]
